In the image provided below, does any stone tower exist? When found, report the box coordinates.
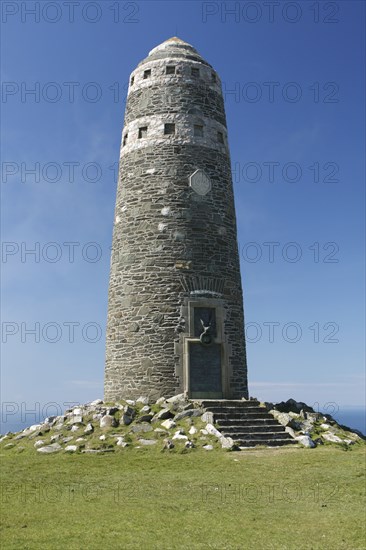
[105,37,248,401]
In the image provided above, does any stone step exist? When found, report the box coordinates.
[199,400,298,449]
[200,400,260,408]
[237,439,298,448]
[209,407,269,415]
[226,431,293,441]
[216,418,279,427]
[219,425,285,434]
[213,411,274,420]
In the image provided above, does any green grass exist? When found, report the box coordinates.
[1,445,365,549]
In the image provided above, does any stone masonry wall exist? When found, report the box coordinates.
[105,38,248,401]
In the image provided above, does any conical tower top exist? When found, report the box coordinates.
[149,36,196,54]
[136,36,211,68]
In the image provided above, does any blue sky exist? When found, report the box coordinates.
[1,0,365,422]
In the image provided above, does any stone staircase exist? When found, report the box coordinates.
[199,400,297,448]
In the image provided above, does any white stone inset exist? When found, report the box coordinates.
[189,169,211,196]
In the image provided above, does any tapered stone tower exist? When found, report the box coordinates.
[105,37,248,401]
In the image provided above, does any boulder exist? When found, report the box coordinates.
[174,409,201,421]
[69,415,83,425]
[88,399,103,407]
[140,405,151,413]
[201,412,214,423]
[162,439,174,450]
[285,426,297,438]
[122,414,134,426]
[131,423,152,433]
[270,410,301,430]
[34,440,45,448]
[107,407,119,416]
[166,393,188,411]
[37,443,62,454]
[221,437,238,450]
[156,397,166,406]
[154,408,174,421]
[122,405,136,426]
[138,439,157,445]
[189,426,197,435]
[136,396,149,405]
[203,444,213,451]
[274,399,314,414]
[166,393,186,404]
[65,445,78,452]
[23,424,42,435]
[116,438,128,448]
[53,423,64,431]
[185,440,195,449]
[138,414,154,423]
[84,423,94,434]
[205,423,222,438]
[100,415,118,429]
[295,435,316,448]
[44,416,57,424]
[172,432,188,440]
[161,419,176,430]
[322,433,343,444]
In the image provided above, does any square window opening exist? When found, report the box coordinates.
[143,69,151,79]
[217,131,224,144]
[130,76,134,86]
[138,126,148,139]
[164,123,175,135]
[191,67,199,78]
[123,133,128,146]
[166,66,176,75]
[194,125,204,137]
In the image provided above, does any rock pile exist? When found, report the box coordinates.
[1,396,363,454]
[265,398,365,448]
[0,394,237,454]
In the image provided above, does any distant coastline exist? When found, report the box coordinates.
[332,406,366,435]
